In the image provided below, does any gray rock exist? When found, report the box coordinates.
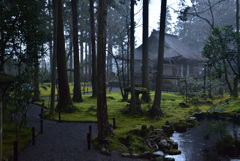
[185,115,193,119]
[121,153,131,157]
[159,139,169,152]
[100,147,111,155]
[189,116,196,120]
[141,151,151,157]
[132,153,140,157]
[143,151,151,154]
[149,125,157,130]
[162,124,174,137]
[145,139,152,148]
[154,129,164,132]
[172,142,178,149]
[167,139,174,144]
[165,157,175,161]
[155,156,164,161]
[160,140,168,147]
[193,112,205,120]
[153,151,164,157]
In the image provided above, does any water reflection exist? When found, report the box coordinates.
[166,119,240,161]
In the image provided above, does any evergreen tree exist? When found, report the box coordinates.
[56,0,72,111]
[151,0,167,119]
[72,0,83,102]
[97,0,112,144]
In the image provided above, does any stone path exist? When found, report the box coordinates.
[19,104,148,161]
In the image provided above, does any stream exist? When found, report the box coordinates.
[165,119,240,161]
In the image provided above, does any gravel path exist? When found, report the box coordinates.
[19,104,148,161]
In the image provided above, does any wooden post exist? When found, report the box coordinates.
[89,125,92,136]
[87,133,91,150]
[113,118,116,129]
[14,140,18,161]
[41,100,44,118]
[58,111,61,122]
[32,127,35,145]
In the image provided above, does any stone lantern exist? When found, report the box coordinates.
[0,73,15,160]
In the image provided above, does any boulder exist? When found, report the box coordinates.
[154,129,164,133]
[193,112,205,120]
[141,151,151,158]
[168,149,181,155]
[149,125,157,131]
[132,153,140,158]
[165,157,175,161]
[153,151,164,157]
[100,147,111,155]
[174,123,188,133]
[159,140,168,147]
[158,140,169,152]
[172,142,178,149]
[189,117,197,120]
[162,125,174,137]
[121,153,131,157]
[155,156,164,161]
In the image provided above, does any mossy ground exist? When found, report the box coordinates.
[36,85,240,154]
[40,82,92,97]
[2,123,33,159]
[37,87,237,136]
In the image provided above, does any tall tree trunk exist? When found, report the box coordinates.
[0,46,5,73]
[130,0,137,113]
[69,31,73,82]
[50,0,57,115]
[56,0,72,111]
[107,32,113,81]
[33,49,40,101]
[121,42,128,101]
[48,0,53,74]
[97,0,112,144]
[88,40,92,81]
[236,0,240,98]
[72,0,83,102]
[141,0,151,103]
[85,42,88,82]
[90,0,97,97]
[80,33,84,80]
[223,59,233,95]
[127,18,130,87]
[151,0,167,119]
[0,29,6,73]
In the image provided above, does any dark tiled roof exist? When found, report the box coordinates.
[135,30,204,62]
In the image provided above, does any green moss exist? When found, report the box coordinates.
[38,84,240,153]
[3,123,32,159]
[38,82,93,97]
[168,149,181,155]
[92,136,98,148]
[108,136,128,152]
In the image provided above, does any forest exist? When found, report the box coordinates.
[0,0,240,160]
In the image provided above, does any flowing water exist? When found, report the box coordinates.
[165,119,240,161]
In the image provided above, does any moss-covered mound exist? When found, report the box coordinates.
[92,124,180,160]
